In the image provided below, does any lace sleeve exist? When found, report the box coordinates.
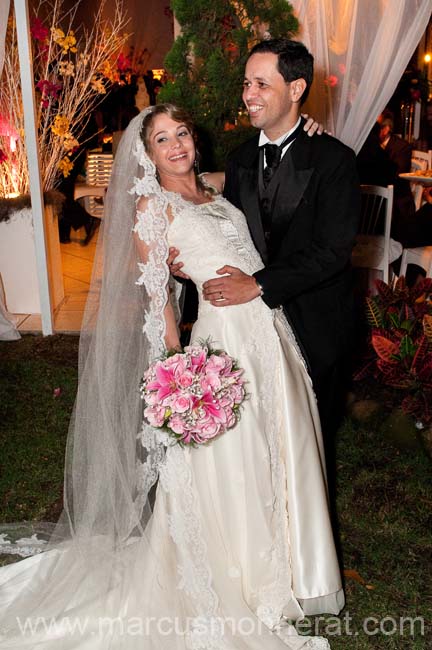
[133,194,180,352]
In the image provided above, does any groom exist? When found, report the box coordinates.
[202,39,360,459]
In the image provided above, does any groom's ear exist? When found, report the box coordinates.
[289,78,307,104]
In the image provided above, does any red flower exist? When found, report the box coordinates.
[30,17,49,42]
[324,75,338,87]
[0,149,7,164]
[36,79,63,108]
[116,53,131,72]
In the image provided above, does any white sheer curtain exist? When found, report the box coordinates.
[292,0,432,152]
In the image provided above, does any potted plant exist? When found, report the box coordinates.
[355,277,432,456]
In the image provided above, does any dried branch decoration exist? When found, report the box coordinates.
[0,0,130,197]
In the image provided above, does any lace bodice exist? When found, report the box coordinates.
[166,193,264,293]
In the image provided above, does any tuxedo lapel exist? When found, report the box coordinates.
[234,140,268,262]
[270,149,314,232]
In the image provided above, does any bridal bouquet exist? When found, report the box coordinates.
[140,343,246,446]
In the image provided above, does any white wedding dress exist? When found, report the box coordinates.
[0,192,343,649]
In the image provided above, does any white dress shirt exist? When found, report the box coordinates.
[258,117,302,167]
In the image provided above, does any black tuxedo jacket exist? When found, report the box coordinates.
[224,128,360,381]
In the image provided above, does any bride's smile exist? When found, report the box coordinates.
[148,113,196,180]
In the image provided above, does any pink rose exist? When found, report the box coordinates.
[219,354,233,375]
[164,355,188,380]
[171,394,192,413]
[226,409,236,428]
[181,430,193,444]
[195,412,222,435]
[224,369,244,382]
[219,394,234,408]
[169,414,186,434]
[231,384,245,404]
[144,405,166,427]
[164,353,185,368]
[205,355,226,373]
[200,420,221,439]
[200,372,222,392]
[176,369,194,388]
[192,419,221,443]
[144,390,159,405]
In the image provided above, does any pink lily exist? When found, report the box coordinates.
[191,391,227,423]
[146,362,178,402]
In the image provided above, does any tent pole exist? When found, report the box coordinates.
[14,0,53,335]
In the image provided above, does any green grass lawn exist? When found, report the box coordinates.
[0,335,79,522]
[0,334,430,648]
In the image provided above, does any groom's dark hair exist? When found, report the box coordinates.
[248,39,314,104]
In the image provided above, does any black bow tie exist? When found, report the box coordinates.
[264,143,283,169]
[261,122,302,186]
[263,125,302,167]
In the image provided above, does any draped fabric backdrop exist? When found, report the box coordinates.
[292,0,432,152]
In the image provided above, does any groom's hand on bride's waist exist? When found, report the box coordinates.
[203,266,262,306]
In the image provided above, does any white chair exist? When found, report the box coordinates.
[400,246,432,279]
[86,152,113,186]
[73,151,113,219]
[410,150,432,210]
[352,185,401,284]
[73,183,107,219]
[411,149,432,169]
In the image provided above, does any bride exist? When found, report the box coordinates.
[0,104,343,649]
